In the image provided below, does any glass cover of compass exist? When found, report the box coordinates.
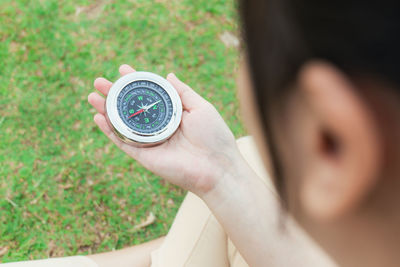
[106,71,182,146]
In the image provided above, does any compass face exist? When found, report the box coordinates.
[106,71,182,146]
[117,81,173,135]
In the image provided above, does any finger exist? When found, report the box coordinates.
[119,64,136,76]
[94,77,113,96]
[93,113,140,157]
[88,92,106,115]
[166,73,207,111]
[94,113,123,147]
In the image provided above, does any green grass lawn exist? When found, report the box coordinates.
[0,0,243,262]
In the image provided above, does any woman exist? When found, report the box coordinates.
[5,0,400,266]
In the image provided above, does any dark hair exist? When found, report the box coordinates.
[239,0,400,206]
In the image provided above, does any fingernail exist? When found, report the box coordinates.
[167,73,176,79]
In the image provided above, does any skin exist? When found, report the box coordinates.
[88,59,400,267]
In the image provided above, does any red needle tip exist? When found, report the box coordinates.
[128,109,144,118]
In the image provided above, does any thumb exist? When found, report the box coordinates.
[167,73,207,110]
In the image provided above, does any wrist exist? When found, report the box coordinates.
[189,147,241,196]
[199,150,260,207]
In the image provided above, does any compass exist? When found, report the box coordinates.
[105,71,182,146]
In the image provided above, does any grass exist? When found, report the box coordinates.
[0,0,243,262]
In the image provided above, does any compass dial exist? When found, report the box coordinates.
[118,81,173,135]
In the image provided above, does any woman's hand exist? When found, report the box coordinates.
[88,64,241,196]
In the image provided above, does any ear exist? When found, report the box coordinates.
[297,61,382,221]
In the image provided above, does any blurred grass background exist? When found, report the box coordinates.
[0,0,243,262]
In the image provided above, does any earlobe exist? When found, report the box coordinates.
[297,61,382,221]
